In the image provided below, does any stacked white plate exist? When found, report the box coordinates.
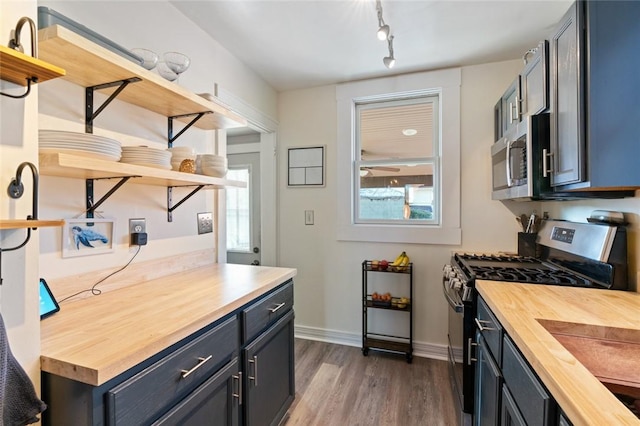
[120,146,172,169]
[39,130,122,161]
[168,146,196,171]
[199,154,228,177]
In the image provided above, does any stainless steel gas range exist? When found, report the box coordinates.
[443,219,629,425]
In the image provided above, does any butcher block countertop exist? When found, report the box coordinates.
[40,263,296,387]
[477,281,640,426]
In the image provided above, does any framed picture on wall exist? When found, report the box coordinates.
[62,218,115,258]
[287,146,325,187]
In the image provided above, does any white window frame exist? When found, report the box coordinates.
[355,95,440,225]
[336,68,461,245]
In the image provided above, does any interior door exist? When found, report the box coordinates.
[226,152,261,265]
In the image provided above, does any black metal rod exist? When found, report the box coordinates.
[7,161,39,225]
[0,78,33,99]
[168,113,206,144]
[168,185,205,213]
[168,117,174,148]
[0,228,31,254]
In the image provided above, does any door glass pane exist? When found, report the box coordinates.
[226,167,251,251]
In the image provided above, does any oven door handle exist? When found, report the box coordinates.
[442,279,464,313]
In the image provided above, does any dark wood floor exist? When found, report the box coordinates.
[284,339,458,426]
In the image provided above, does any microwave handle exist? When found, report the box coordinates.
[506,140,513,187]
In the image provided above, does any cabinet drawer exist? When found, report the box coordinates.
[242,280,293,343]
[152,358,240,426]
[502,335,556,426]
[476,297,503,365]
[106,316,239,426]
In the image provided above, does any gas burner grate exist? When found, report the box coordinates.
[459,253,538,263]
[471,266,592,287]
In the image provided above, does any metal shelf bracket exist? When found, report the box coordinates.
[167,112,212,147]
[85,77,142,133]
[86,176,137,219]
[167,185,205,222]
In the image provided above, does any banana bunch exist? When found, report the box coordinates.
[391,251,410,272]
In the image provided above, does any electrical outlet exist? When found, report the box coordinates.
[129,218,146,246]
[197,212,213,234]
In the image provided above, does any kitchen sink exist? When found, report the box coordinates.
[538,319,640,400]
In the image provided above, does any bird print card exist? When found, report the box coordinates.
[62,218,115,258]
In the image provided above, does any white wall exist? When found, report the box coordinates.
[1,0,43,401]
[277,60,544,354]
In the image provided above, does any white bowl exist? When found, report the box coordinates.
[171,155,196,162]
[198,154,225,161]
[201,159,227,166]
[200,156,227,163]
[202,166,227,177]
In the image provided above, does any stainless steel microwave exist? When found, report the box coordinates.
[491,113,550,200]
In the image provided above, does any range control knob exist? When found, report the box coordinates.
[443,264,452,278]
[451,278,462,290]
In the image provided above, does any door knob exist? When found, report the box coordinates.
[251,260,260,266]
[253,247,260,253]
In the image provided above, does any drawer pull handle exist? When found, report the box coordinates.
[180,355,212,379]
[232,372,243,405]
[269,302,286,313]
[248,355,259,386]
[475,318,496,332]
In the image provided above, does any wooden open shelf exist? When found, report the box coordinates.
[0,45,65,86]
[0,219,64,230]
[37,25,247,130]
[39,152,246,189]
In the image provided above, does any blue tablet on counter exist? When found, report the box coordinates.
[39,278,60,319]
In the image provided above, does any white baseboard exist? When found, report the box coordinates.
[294,324,463,362]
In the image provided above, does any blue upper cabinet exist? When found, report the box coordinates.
[521,40,549,118]
[548,0,640,191]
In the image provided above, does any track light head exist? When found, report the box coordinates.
[377,24,390,40]
[376,0,396,69]
[383,35,395,68]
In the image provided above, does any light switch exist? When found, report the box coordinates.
[305,210,314,225]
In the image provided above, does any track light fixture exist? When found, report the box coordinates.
[377,24,390,41]
[376,0,389,40]
[375,0,396,69]
[383,35,395,69]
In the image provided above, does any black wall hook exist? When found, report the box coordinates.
[7,161,39,224]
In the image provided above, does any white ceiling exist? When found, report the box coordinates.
[170,0,572,93]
